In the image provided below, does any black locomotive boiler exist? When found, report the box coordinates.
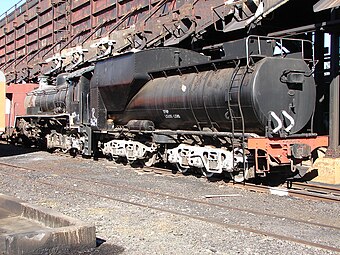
[16,36,328,181]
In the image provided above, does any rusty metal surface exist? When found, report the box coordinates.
[247,136,329,165]
[0,0,291,83]
[0,0,170,81]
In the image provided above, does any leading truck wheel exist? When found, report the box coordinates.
[69,148,78,157]
[201,168,214,178]
[232,171,245,183]
[143,154,157,167]
[176,163,190,174]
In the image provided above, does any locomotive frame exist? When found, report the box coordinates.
[12,36,329,182]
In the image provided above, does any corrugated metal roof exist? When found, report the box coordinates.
[314,0,340,12]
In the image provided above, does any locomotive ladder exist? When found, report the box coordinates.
[227,61,247,182]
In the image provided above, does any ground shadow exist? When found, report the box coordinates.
[39,238,125,255]
[297,169,319,182]
[0,143,40,158]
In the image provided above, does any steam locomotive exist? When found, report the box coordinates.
[14,36,328,181]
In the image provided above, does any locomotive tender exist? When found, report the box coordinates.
[16,36,328,181]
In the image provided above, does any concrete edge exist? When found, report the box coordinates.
[0,193,96,255]
[312,157,340,184]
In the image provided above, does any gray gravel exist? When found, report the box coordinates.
[0,144,339,255]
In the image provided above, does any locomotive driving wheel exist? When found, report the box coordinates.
[176,163,190,174]
[200,153,214,177]
[231,171,245,183]
[143,154,157,167]
[201,168,214,178]
[107,153,119,163]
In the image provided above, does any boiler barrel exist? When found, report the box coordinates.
[25,86,68,114]
[25,73,70,114]
[113,57,316,134]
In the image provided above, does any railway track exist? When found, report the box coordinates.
[287,182,340,197]
[139,165,340,203]
[0,160,340,253]
[229,182,340,203]
[6,148,340,203]
[43,152,340,202]
[6,144,339,203]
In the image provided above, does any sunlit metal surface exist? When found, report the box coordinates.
[314,0,340,12]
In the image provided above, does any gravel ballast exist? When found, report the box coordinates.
[0,144,339,255]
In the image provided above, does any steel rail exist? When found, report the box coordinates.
[0,163,339,253]
[2,150,338,204]
[0,161,339,232]
[287,182,340,196]
[225,182,340,203]
[143,165,340,203]
[37,180,340,253]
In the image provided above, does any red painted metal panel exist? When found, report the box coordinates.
[7,12,15,23]
[6,42,15,53]
[40,34,53,48]
[5,83,38,128]
[27,30,38,44]
[0,0,231,83]
[27,6,39,21]
[16,46,26,57]
[15,5,27,17]
[16,37,26,49]
[118,2,132,17]
[54,16,67,31]
[72,0,91,9]
[117,0,149,17]
[55,2,67,17]
[94,0,109,11]
[134,0,149,8]
[28,0,39,9]
[71,3,91,24]
[27,41,38,53]
[15,14,26,25]
[0,19,5,28]
[5,23,14,34]
[0,57,5,65]
[40,9,53,26]
[40,23,53,38]
[26,18,38,33]
[93,0,116,13]
[93,8,117,27]
[55,31,66,42]
[72,19,91,34]
[39,0,52,12]
[6,32,15,43]
[16,25,26,38]
[6,51,15,61]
